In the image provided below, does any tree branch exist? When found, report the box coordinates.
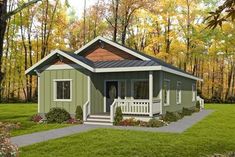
[2,0,42,21]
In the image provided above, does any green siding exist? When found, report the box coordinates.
[161,71,197,114]
[39,69,88,114]
[90,71,161,114]
[39,68,197,115]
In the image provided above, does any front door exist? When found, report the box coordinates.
[106,81,118,112]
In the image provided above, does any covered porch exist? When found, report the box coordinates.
[83,71,163,124]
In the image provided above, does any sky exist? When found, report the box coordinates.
[68,0,98,18]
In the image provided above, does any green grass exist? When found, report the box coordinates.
[0,103,71,136]
[20,104,235,157]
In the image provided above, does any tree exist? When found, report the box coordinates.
[0,0,42,102]
[206,0,235,29]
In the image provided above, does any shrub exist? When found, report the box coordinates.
[182,107,194,116]
[0,122,19,157]
[147,118,166,127]
[75,106,83,120]
[114,107,123,125]
[161,111,182,122]
[30,114,43,123]
[119,118,139,126]
[196,101,200,109]
[45,108,71,123]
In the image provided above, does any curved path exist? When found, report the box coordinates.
[11,109,213,147]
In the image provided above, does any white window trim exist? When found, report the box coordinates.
[53,79,72,102]
[192,84,196,102]
[131,79,149,100]
[163,79,170,106]
[176,81,182,105]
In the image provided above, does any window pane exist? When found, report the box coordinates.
[63,81,70,99]
[163,81,170,104]
[56,82,63,99]
[176,82,181,103]
[134,81,149,99]
[119,81,126,99]
[56,81,71,100]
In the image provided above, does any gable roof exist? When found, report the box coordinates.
[74,36,150,61]
[25,37,202,81]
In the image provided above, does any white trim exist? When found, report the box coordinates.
[149,71,153,117]
[25,49,94,75]
[192,84,196,102]
[74,36,150,61]
[37,76,40,113]
[161,66,203,81]
[94,66,202,81]
[87,75,91,114]
[159,71,163,114]
[25,49,202,81]
[176,81,182,105]
[44,64,82,70]
[95,66,161,73]
[163,79,170,106]
[53,79,72,102]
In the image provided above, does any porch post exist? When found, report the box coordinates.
[37,76,40,113]
[149,71,153,117]
[159,71,163,114]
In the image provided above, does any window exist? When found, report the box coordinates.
[163,80,170,105]
[192,84,196,101]
[118,81,126,99]
[132,80,149,99]
[54,79,72,101]
[176,81,182,104]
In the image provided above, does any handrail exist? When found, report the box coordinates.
[83,101,90,121]
[110,99,118,123]
[197,96,204,109]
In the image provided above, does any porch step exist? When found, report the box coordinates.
[87,117,110,122]
[84,114,112,125]
[89,115,110,119]
[84,121,113,126]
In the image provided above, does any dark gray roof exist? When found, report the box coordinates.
[93,60,159,68]
[64,51,94,67]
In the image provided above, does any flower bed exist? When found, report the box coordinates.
[117,118,167,128]
[115,106,199,127]
[0,122,19,157]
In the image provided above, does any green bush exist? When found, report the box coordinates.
[196,101,200,109]
[114,107,123,125]
[161,111,181,122]
[182,107,194,116]
[75,106,83,120]
[147,118,165,127]
[46,107,71,123]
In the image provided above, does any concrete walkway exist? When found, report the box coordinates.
[11,109,213,147]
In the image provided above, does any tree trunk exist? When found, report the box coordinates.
[0,0,7,102]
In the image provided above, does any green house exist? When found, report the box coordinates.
[26,36,203,125]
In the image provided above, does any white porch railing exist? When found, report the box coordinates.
[197,96,204,109]
[110,99,161,123]
[116,99,150,115]
[83,101,90,121]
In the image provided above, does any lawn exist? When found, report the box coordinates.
[19,104,235,157]
[0,103,71,136]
